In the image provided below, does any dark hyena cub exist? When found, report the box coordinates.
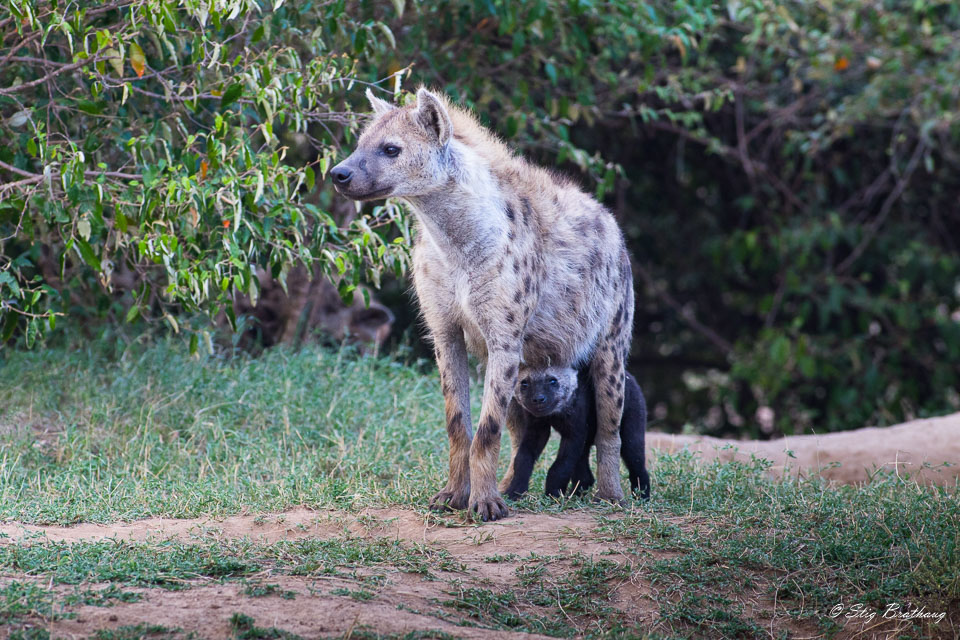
[503,365,650,500]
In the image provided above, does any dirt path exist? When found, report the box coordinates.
[3,414,957,638]
[649,411,960,486]
[45,576,554,640]
[0,508,668,639]
[0,507,613,556]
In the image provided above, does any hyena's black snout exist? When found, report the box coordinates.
[330,164,353,186]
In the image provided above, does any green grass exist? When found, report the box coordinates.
[91,624,196,640]
[229,612,303,639]
[1,337,958,638]
[242,582,297,599]
[0,338,451,523]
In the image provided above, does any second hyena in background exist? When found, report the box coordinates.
[331,88,634,520]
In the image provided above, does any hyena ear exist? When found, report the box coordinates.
[365,88,396,116]
[413,88,452,146]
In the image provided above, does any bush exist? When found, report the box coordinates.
[4,0,959,434]
[0,0,410,347]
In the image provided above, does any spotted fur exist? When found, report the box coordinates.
[331,88,635,519]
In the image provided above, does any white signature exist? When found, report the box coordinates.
[829,603,946,625]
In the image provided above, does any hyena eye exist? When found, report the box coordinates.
[382,145,401,157]
[520,380,529,389]
[548,378,558,387]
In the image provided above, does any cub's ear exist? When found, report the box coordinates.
[365,88,396,116]
[412,88,452,145]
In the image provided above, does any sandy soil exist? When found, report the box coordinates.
[2,414,957,638]
[0,504,933,639]
[649,411,960,487]
[0,508,668,639]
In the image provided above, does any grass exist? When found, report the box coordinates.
[0,337,448,523]
[0,337,958,638]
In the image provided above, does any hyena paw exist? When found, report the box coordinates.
[429,486,469,512]
[469,490,509,522]
[593,488,626,507]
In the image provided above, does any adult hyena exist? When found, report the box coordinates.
[331,88,634,520]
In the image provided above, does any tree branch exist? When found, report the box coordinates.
[836,140,926,275]
[0,56,100,96]
[0,159,141,188]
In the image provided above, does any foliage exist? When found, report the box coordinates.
[3,0,960,434]
[0,0,410,347]
[371,0,960,434]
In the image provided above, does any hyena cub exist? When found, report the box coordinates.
[504,365,650,500]
[331,88,634,520]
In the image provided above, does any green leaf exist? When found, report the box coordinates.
[1,312,18,343]
[545,62,558,86]
[77,218,91,241]
[75,238,101,271]
[103,47,123,76]
[0,271,20,297]
[221,84,243,110]
[377,23,397,49]
[76,100,104,115]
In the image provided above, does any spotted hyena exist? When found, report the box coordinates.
[331,88,634,520]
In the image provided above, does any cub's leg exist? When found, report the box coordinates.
[620,374,651,500]
[428,328,473,511]
[545,427,590,497]
[502,413,550,500]
[545,374,592,497]
[570,450,595,494]
[498,401,529,494]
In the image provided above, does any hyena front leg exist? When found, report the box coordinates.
[469,346,520,521]
[429,328,473,511]
[591,341,626,504]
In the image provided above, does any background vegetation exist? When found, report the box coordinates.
[3,0,959,437]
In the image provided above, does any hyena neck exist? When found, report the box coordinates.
[404,141,509,263]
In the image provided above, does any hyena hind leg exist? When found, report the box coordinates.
[590,344,627,504]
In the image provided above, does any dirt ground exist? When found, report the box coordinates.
[648,411,960,487]
[0,508,668,639]
[2,414,957,638]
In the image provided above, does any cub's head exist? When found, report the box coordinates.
[514,365,578,417]
[330,87,453,201]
